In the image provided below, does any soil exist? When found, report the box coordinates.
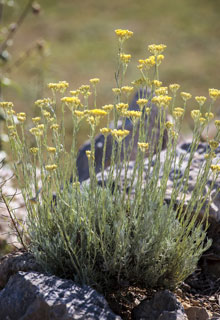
[106,267,220,319]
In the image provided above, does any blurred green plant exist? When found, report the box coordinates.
[2,29,220,291]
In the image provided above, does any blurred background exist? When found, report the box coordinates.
[1,0,220,147]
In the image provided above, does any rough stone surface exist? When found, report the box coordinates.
[76,90,168,182]
[131,290,187,320]
[0,250,42,289]
[0,271,121,320]
[185,306,209,320]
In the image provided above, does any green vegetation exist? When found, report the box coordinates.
[2,30,220,291]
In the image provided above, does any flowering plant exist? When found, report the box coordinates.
[2,29,220,290]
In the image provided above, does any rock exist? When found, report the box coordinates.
[76,90,168,182]
[131,290,187,320]
[0,250,42,289]
[0,271,121,320]
[185,306,209,320]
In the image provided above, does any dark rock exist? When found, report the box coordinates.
[76,90,168,182]
[0,271,121,320]
[131,290,187,320]
[0,250,42,289]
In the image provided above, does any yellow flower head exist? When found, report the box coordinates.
[0,101,13,109]
[116,103,129,113]
[136,98,148,110]
[17,112,26,122]
[61,96,82,109]
[209,88,220,101]
[42,111,51,118]
[205,112,214,121]
[48,81,69,93]
[74,110,85,119]
[151,80,162,88]
[87,109,107,117]
[123,110,142,123]
[148,44,167,55]
[86,150,94,160]
[211,164,220,173]
[6,109,15,116]
[70,90,80,96]
[100,127,111,135]
[195,96,207,106]
[102,104,114,112]
[138,56,155,70]
[138,142,149,152]
[180,92,192,101]
[89,78,100,85]
[191,110,201,120]
[111,129,130,142]
[47,147,56,153]
[169,84,180,94]
[145,107,150,115]
[121,86,134,96]
[29,127,43,136]
[29,147,39,154]
[120,53,131,64]
[151,95,172,108]
[112,88,121,95]
[157,54,164,65]
[165,121,174,130]
[115,29,133,42]
[209,140,219,150]
[35,98,52,108]
[172,107,184,119]
[79,85,91,96]
[32,117,41,123]
[199,117,206,125]
[37,124,44,130]
[155,87,168,96]
[50,123,59,130]
[45,164,58,171]
[215,120,220,129]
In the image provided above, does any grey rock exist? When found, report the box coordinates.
[0,271,121,320]
[131,290,187,320]
[0,250,42,289]
[76,90,168,182]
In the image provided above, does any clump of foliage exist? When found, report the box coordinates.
[2,29,220,291]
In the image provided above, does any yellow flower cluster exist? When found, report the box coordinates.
[47,147,56,153]
[29,127,43,136]
[112,88,121,95]
[100,127,111,135]
[123,110,142,123]
[102,104,114,112]
[205,112,214,121]
[169,84,180,94]
[209,88,220,101]
[115,29,133,42]
[45,164,58,171]
[152,80,162,87]
[215,120,220,129]
[79,85,91,97]
[70,90,80,96]
[32,117,41,123]
[61,96,82,109]
[209,140,218,150]
[89,78,100,85]
[172,107,184,119]
[35,98,52,108]
[180,92,192,101]
[138,56,155,70]
[121,86,134,95]
[74,111,85,119]
[42,111,51,118]
[48,81,69,93]
[17,112,26,122]
[191,110,201,120]
[211,164,220,172]
[116,103,129,113]
[136,98,148,110]
[155,87,168,96]
[0,102,13,109]
[86,150,94,160]
[50,123,59,130]
[120,53,131,64]
[148,44,167,55]
[165,121,174,130]
[151,95,172,108]
[29,147,39,154]
[195,96,206,106]
[87,109,107,117]
[111,129,130,142]
[138,142,149,152]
